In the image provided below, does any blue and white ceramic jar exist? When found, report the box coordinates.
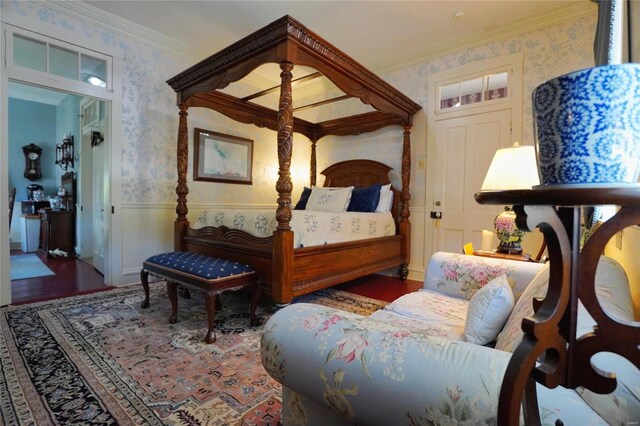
[532,64,640,185]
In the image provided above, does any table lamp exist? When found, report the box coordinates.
[481,141,540,254]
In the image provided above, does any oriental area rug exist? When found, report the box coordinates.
[0,282,387,425]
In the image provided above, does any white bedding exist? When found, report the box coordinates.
[193,209,396,248]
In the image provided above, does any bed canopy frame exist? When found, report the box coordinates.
[167,15,421,304]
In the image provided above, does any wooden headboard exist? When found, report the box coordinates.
[321,159,391,187]
[320,159,402,229]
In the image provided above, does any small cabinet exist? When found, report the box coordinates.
[39,210,75,257]
[20,214,41,253]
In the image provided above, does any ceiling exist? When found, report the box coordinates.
[13,1,596,110]
[81,0,592,74]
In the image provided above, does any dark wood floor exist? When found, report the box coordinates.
[9,249,422,305]
[9,250,113,305]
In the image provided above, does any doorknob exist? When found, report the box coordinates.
[430,211,442,219]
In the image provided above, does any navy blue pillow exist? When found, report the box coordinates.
[347,184,382,212]
[294,187,312,210]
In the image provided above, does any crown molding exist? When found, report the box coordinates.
[374,2,597,75]
[35,0,275,89]
[35,0,195,59]
[35,1,597,94]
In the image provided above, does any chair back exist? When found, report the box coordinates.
[9,187,16,231]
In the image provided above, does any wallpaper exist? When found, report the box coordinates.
[2,1,596,209]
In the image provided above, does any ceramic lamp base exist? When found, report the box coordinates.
[497,242,523,255]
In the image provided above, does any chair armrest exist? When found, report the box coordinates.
[262,303,511,424]
[262,303,605,425]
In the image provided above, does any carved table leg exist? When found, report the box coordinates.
[140,268,150,309]
[167,281,178,324]
[204,291,217,344]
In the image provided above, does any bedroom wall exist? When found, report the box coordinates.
[311,12,597,278]
[5,1,622,292]
[8,98,57,244]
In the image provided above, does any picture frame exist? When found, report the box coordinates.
[193,128,253,184]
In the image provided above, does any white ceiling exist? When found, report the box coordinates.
[12,1,596,106]
[81,0,593,73]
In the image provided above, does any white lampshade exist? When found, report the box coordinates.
[481,142,540,191]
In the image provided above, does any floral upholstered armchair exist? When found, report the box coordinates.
[261,252,639,425]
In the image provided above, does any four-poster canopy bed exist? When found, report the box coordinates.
[166,15,422,305]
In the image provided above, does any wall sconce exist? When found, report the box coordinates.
[55,135,74,170]
[91,131,104,147]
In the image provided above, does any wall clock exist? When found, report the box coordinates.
[22,143,43,181]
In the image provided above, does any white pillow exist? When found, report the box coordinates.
[376,184,394,212]
[464,274,515,345]
[306,186,353,212]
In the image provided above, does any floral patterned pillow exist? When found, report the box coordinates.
[427,254,514,300]
[494,265,550,352]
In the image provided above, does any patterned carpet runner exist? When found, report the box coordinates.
[0,283,386,425]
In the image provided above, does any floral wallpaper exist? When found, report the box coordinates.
[2,1,596,209]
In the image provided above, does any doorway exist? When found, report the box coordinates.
[425,53,524,261]
[431,109,511,253]
[8,81,109,295]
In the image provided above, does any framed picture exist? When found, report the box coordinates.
[193,128,253,184]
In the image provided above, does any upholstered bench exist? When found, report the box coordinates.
[140,251,259,343]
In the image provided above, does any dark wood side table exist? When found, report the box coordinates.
[39,209,75,257]
[475,187,640,425]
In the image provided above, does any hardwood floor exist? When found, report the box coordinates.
[336,273,423,302]
[9,250,113,305]
[9,249,422,305]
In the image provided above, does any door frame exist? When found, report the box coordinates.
[0,12,124,305]
[425,53,524,263]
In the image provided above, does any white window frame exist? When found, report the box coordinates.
[5,24,112,98]
[435,67,514,115]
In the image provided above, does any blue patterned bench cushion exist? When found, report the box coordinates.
[144,252,254,280]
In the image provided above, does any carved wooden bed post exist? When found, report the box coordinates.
[166,16,422,303]
[273,61,295,304]
[399,125,412,279]
[310,138,317,187]
[175,103,189,251]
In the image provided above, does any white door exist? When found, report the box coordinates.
[431,109,512,253]
[79,100,94,260]
[92,136,106,274]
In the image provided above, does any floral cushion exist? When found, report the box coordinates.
[464,274,515,345]
[424,252,516,300]
[494,264,550,353]
[370,289,469,340]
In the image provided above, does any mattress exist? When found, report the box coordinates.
[193,209,396,248]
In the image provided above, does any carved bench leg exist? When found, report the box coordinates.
[204,291,217,344]
[167,281,178,324]
[179,286,191,299]
[140,269,150,309]
[249,282,260,326]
